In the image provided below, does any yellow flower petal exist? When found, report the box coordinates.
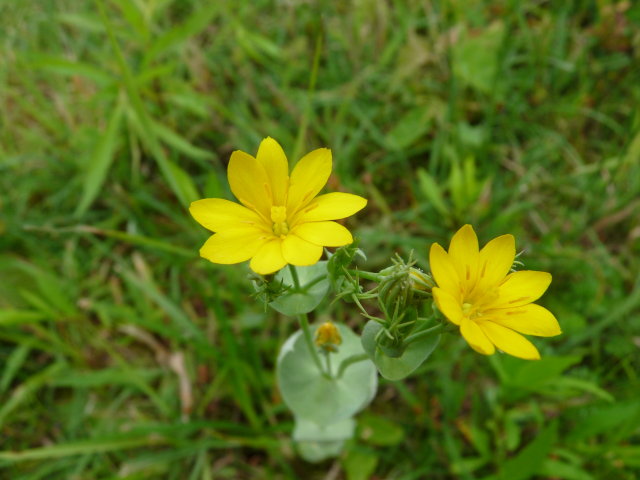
[480,322,541,360]
[189,198,265,232]
[287,148,332,214]
[282,234,323,266]
[448,224,480,290]
[429,243,460,296]
[495,271,552,307]
[477,234,515,289]
[488,304,561,337]
[429,224,559,359]
[432,287,463,325]
[460,318,495,355]
[199,228,267,264]
[294,192,367,223]
[256,137,289,206]
[227,150,271,220]
[250,238,287,275]
[293,221,353,247]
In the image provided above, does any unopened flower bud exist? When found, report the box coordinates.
[314,322,342,352]
[378,265,413,315]
[409,267,434,291]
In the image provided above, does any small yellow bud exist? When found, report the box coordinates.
[314,322,342,352]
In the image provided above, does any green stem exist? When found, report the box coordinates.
[336,353,370,379]
[288,264,301,291]
[298,313,328,378]
[347,269,384,282]
[323,351,333,377]
[304,273,326,291]
[405,323,445,345]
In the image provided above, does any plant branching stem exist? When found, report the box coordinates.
[347,269,383,282]
[405,323,445,345]
[287,266,332,378]
[324,351,332,377]
[337,353,370,379]
[297,313,329,378]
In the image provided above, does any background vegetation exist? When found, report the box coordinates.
[1,0,639,478]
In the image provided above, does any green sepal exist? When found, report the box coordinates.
[361,320,441,381]
[326,242,366,290]
[277,323,377,425]
[269,262,329,316]
[376,307,417,358]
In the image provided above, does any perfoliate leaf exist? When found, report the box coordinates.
[277,323,377,425]
[293,416,355,443]
[296,438,346,463]
[361,320,440,381]
[269,262,330,316]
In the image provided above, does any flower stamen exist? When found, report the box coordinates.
[271,206,289,238]
[480,261,487,278]
[462,302,483,320]
[508,297,529,304]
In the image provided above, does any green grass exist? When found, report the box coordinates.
[1,0,640,478]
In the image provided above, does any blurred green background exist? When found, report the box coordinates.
[1,0,640,478]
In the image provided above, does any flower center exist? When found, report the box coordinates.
[462,302,482,320]
[270,206,289,238]
[461,288,499,321]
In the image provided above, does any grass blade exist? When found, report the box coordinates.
[75,102,123,216]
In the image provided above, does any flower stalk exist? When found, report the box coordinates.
[298,313,329,378]
[336,353,370,379]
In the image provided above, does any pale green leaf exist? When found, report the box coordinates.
[277,323,377,425]
[293,416,355,443]
[296,439,345,463]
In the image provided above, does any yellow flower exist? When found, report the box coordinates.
[430,225,561,360]
[189,137,367,275]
